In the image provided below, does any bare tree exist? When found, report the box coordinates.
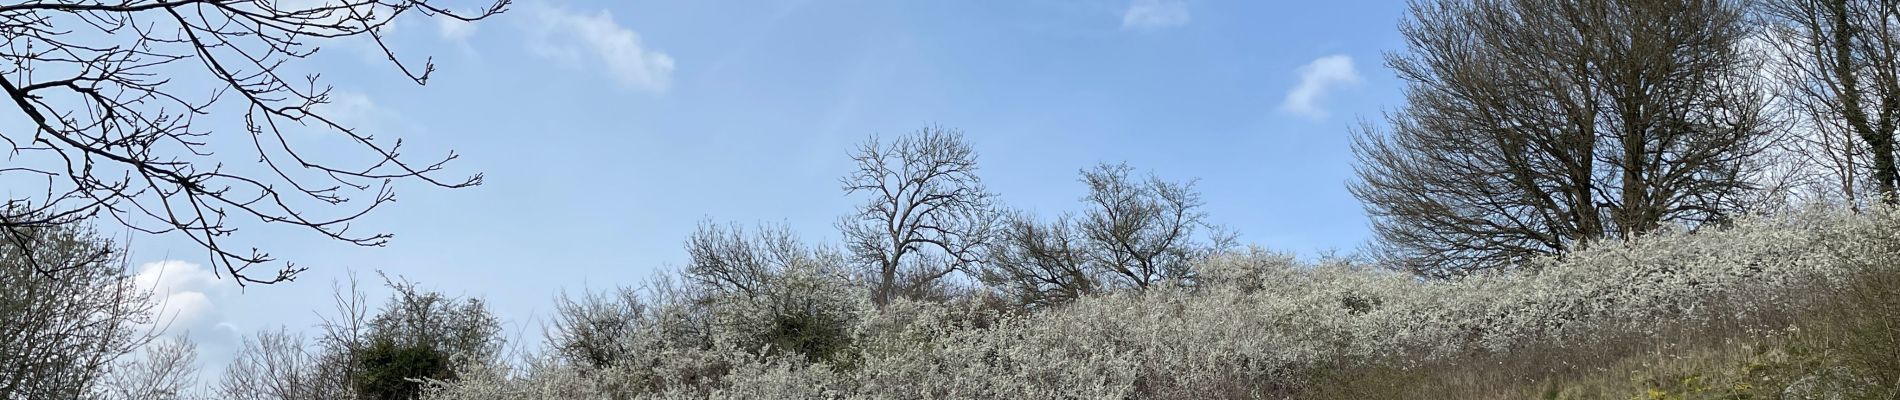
[1352,0,1773,277]
[982,212,1095,308]
[0,217,156,399]
[981,163,1230,308]
[218,328,320,400]
[685,221,823,297]
[0,0,508,285]
[546,287,650,371]
[305,275,372,400]
[100,336,203,400]
[840,126,999,307]
[1758,0,1900,204]
[1077,163,1228,289]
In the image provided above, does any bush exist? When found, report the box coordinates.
[419,207,1900,399]
[356,338,455,400]
[350,278,502,400]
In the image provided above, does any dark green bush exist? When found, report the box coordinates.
[355,338,454,400]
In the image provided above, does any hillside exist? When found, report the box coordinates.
[414,208,1900,399]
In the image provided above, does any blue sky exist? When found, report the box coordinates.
[112,0,1414,373]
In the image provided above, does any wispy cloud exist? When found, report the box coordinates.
[1121,0,1190,31]
[299,89,428,141]
[438,17,477,42]
[524,3,675,93]
[1280,55,1363,120]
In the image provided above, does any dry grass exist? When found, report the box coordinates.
[1301,258,1900,400]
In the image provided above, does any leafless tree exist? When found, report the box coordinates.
[546,287,649,371]
[982,163,1231,308]
[1757,0,1900,204]
[0,217,156,399]
[0,0,508,285]
[218,328,321,400]
[1352,0,1773,277]
[1077,163,1229,289]
[685,221,828,297]
[210,277,365,400]
[100,336,203,400]
[840,126,999,306]
[981,212,1095,308]
[303,275,371,399]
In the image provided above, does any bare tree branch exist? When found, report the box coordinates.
[839,126,998,307]
[0,0,509,285]
[1353,0,1773,277]
[1757,0,1900,205]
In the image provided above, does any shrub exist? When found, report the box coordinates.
[356,338,455,400]
[344,276,503,400]
[422,207,1900,399]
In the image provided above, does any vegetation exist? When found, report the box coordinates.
[0,218,156,399]
[411,208,1900,399]
[982,162,1232,309]
[1757,0,1900,205]
[840,126,1001,306]
[1351,0,1772,276]
[7,0,1900,398]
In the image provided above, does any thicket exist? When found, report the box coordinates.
[412,207,1900,399]
[10,206,1897,399]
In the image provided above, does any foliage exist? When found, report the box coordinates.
[205,276,504,400]
[529,224,867,399]
[355,339,454,400]
[418,207,1900,399]
[349,277,503,400]
[0,219,155,399]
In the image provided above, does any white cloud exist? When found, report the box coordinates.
[1122,0,1191,31]
[132,260,225,330]
[1280,54,1363,120]
[524,3,675,92]
[438,17,477,42]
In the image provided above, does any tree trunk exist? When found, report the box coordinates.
[876,262,896,307]
[1825,0,1899,203]
[1871,136,1899,203]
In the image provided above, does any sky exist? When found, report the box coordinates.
[92,0,1415,375]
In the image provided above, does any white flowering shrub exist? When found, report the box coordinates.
[510,239,868,399]
[421,207,1900,399]
[705,260,869,365]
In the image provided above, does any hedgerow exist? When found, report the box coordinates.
[418,207,1900,399]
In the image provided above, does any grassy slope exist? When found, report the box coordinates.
[1306,263,1900,400]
